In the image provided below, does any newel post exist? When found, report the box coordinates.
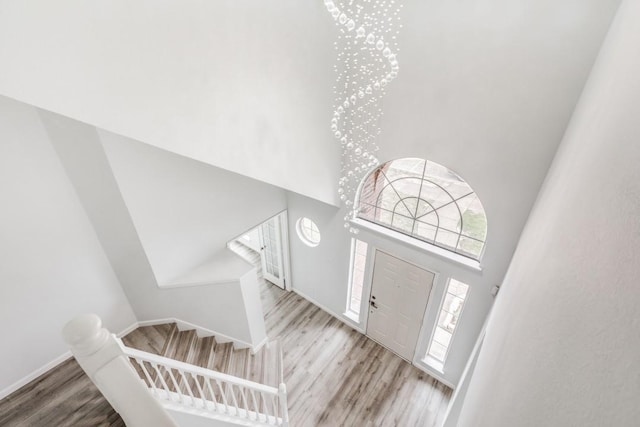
[63,314,177,427]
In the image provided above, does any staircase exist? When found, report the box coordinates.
[63,315,288,427]
[123,324,282,390]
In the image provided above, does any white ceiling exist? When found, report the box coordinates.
[0,0,622,208]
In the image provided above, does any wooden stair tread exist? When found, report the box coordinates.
[121,324,170,355]
[123,323,282,392]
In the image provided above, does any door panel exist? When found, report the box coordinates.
[367,251,434,361]
[259,215,285,289]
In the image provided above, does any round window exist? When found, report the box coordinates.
[296,217,321,247]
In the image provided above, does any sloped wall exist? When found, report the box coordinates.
[40,110,269,348]
[0,96,136,397]
[457,0,640,424]
[0,0,340,206]
[100,132,287,286]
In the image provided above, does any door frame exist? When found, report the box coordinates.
[258,210,292,291]
[229,209,293,292]
[278,210,293,291]
[259,215,285,289]
[360,247,442,364]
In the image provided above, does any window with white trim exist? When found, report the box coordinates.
[357,158,487,260]
[346,238,368,320]
[427,278,469,365]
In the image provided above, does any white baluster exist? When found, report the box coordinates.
[237,385,249,417]
[166,368,186,404]
[267,393,277,423]
[230,383,242,415]
[192,374,207,409]
[215,379,230,414]
[150,363,172,401]
[249,389,260,420]
[279,383,289,427]
[136,359,158,396]
[204,378,218,409]
[270,394,279,424]
[177,369,196,406]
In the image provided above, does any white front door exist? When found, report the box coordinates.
[259,215,285,289]
[367,250,434,361]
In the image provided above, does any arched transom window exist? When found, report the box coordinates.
[357,158,487,260]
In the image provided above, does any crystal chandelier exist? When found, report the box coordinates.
[324,0,402,233]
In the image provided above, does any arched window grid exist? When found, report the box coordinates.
[356,158,487,260]
[372,176,476,243]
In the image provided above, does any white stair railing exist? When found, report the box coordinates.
[125,347,288,426]
[63,314,288,427]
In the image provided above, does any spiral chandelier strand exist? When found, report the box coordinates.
[324,0,402,233]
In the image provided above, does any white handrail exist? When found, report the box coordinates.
[124,347,279,395]
[124,343,288,426]
[64,314,288,427]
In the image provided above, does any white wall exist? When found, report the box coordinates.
[286,192,352,313]
[99,131,287,286]
[371,0,620,386]
[39,110,266,348]
[457,0,640,424]
[0,95,136,396]
[0,0,341,206]
[239,228,261,253]
[378,0,620,268]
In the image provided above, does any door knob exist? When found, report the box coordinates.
[370,301,378,309]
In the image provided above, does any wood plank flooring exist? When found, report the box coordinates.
[263,288,452,427]
[0,358,124,427]
[0,267,451,426]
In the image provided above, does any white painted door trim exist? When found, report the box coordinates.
[278,210,293,291]
[259,213,286,289]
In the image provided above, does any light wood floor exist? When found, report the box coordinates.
[0,266,451,426]
[263,288,452,427]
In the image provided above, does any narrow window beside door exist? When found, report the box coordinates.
[426,278,469,368]
[346,238,368,321]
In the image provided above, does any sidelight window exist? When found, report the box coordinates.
[427,278,470,365]
[346,238,368,320]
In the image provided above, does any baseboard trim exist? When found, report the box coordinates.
[0,351,72,400]
[292,288,366,334]
[250,337,269,354]
[413,361,456,390]
[0,316,260,401]
[116,321,140,338]
[0,320,141,401]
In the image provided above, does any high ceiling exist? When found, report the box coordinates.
[0,0,621,207]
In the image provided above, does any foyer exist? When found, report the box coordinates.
[0,279,451,427]
[2,0,639,425]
